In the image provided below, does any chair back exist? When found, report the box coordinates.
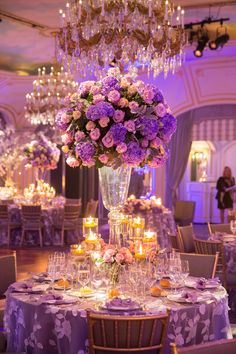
[193,238,226,285]
[21,205,42,225]
[177,224,195,253]
[0,205,9,221]
[88,312,169,353]
[174,200,196,226]
[168,234,179,252]
[0,199,14,205]
[0,253,17,296]
[179,252,219,279]
[85,199,98,217]
[208,223,231,235]
[65,198,81,205]
[64,204,81,223]
[170,338,236,354]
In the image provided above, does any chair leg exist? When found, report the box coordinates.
[61,228,65,246]
[20,229,25,247]
[39,228,43,248]
[7,226,11,247]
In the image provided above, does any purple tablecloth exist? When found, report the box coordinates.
[4,284,232,354]
[0,207,79,247]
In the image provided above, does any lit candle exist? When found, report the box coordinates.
[85,230,98,244]
[128,194,136,200]
[156,198,162,207]
[71,244,85,255]
[165,0,169,21]
[143,230,157,243]
[132,217,145,229]
[83,216,98,228]
[135,243,146,260]
[181,9,185,29]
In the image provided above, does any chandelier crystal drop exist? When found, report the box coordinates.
[56,0,187,78]
[25,66,78,126]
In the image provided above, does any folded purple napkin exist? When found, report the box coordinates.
[40,293,63,301]
[10,281,33,292]
[106,298,140,310]
[180,291,198,303]
[196,278,220,289]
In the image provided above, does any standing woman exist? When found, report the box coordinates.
[216,166,235,223]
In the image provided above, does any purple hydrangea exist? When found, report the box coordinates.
[76,141,95,162]
[86,102,115,121]
[159,114,177,141]
[136,116,159,140]
[109,123,127,145]
[122,142,146,165]
[101,76,121,94]
[151,86,164,103]
[55,108,69,131]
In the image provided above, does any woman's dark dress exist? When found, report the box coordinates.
[216,176,235,209]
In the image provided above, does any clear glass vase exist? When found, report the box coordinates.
[99,165,131,246]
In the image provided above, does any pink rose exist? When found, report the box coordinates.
[103,248,116,263]
[115,253,125,263]
[75,131,85,142]
[93,94,105,104]
[98,154,109,164]
[128,85,137,95]
[102,132,114,148]
[142,88,155,104]
[124,120,136,132]
[61,113,71,124]
[83,159,95,167]
[108,90,121,104]
[135,80,145,90]
[116,143,127,154]
[90,85,101,95]
[99,117,110,127]
[61,133,73,144]
[66,156,80,167]
[120,78,130,89]
[86,121,96,131]
[64,95,71,106]
[90,128,101,141]
[118,98,129,108]
[113,110,125,123]
[128,101,139,113]
[125,252,133,264]
[79,80,95,94]
[141,139,149,148]
[150,137,162,148]
[73,110,81,120]
[154,103,166,118]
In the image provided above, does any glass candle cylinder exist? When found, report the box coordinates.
[83,216,98,236]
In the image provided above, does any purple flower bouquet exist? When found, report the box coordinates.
[56,68,176,169]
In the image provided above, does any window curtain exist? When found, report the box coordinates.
[165,111,194,209]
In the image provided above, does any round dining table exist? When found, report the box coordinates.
[4,279,232,354]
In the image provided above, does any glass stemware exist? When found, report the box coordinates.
[78,261,90,301]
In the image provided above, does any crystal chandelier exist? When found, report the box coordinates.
[56,0,186,78]
[25,66,78,125]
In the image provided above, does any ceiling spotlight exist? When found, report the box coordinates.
[194,30,209,57]
[209,32,230,50]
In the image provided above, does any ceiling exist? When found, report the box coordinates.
[0,0,235,75]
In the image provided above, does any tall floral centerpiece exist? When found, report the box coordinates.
[23,135,60,182]
[56,68,176,245]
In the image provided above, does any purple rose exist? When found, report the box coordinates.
[124,120,136,133]
[76,141,95,162]
[113,110,125,123]
[122,142,146,165]
[101,76,120,94]
[102,132,114,148]
[86,102,115,121]
[136,116,159,140]
[109,123,127,145]
[108,90,121,104]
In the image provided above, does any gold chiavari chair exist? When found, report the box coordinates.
[177,224,195,253]
[87,311,169,354]
[208,223,231,235]
[20,205,43,247]
[54,204,81,245]
[179,252,219,279]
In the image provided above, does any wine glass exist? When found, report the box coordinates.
[78,262,90,301]
[230,220,236,235]
[180,260,190,285]
[91,266,103,299]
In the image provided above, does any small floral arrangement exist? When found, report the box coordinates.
[100,244,134,265]
[123,197,164,215]
[23,135,60,170]
[56,67,176,168]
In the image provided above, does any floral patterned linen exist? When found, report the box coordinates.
[0,207,78,247]
[4,284,232,354]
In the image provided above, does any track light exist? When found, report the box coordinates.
[209,33,230,50]
[194,29,209,57]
